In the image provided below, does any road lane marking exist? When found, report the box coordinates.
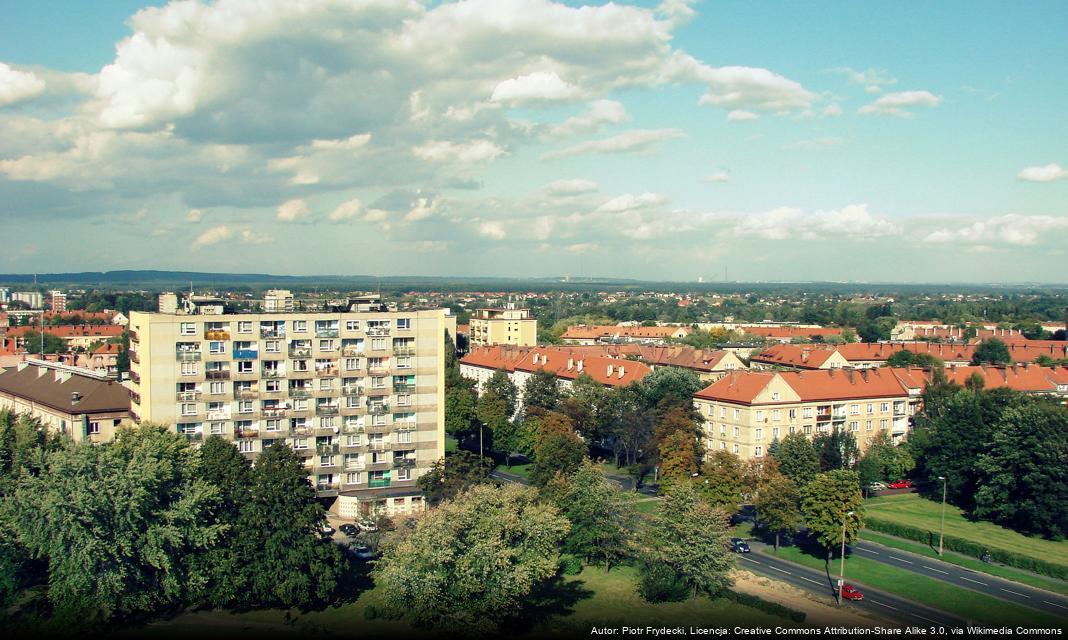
[769,566,792,575]
[868,600,898,611]
[857,548,880,555]
[888,555,914,564]
[924,565,950,575]
[1000,588,1029,598]
[1043,601,1068,610]
[913,614,940,624]
[799,576,822,585]
[960,577,987,586]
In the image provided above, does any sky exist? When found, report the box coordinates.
[1,0,1066,282]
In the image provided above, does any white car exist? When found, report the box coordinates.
[867,481,888,491]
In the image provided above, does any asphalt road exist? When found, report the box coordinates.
[737,550,969,628]
[851,538,1068,621]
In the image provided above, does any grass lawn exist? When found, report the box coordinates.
[135,565,797,637]
[865,493,1068,571]
[444,435,458,453]
[860,530,1068,596]
[767,546,1067,627]
[502,462,533,479]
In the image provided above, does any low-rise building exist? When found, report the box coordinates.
[751,344,850,370]
[560,324,692,345]
[6,324,124,351]
[468,307,537,347]
[0,359,131,442]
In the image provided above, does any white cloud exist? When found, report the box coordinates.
[726,110,759,122]
[0,63,47,106]
[858,90,942,117]
[664,54,815,113]
[193,225,233,248]
[547,99,627,137]
[405,195,442,222]
[239,229,272,245]
[543,178,598,195]
[729,204,901,240]
[595,192,666,214]
[921,214,1068,246]
[491,71,579,105]
[542,128,683,160]
[1017,163,1068,183]
[703,171,729,184]
[478,220,507,240]
[656,0,697,26]
[329,198,362,222]
[276,198,311,222]
[185,208,204,223]
[782,137,845,151]
[413,139,504,163]
[829,67,897,93]
[822,103,843,117]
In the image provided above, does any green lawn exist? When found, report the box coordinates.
[860,530,1068,596]
[767,546,1067,627]
[501,462,533,479]
[864,493,1068,571]
[444,435,458,453]
[134,565,797,637]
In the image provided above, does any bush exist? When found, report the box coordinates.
[864,517,1068,580]
[725,590,806,623]
[558,554,583,576]
[636,559,689,603]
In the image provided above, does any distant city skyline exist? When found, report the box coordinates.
[1,0,1066,282]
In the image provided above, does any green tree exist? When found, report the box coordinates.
[229,444,341,608]
[483,369,518,418]
[17,330,66,355]
[522,369,563,414]
[772,432,820,487]
[7,425,226,623]
[698,449,743,510]
[657,430,699,489]
[192,436,252,604]
[375,483,570,634]
[549,461,635,569]
[635,366,704,413]
[813,430,860,471]
[644,484,733,599]
[558,373,610,441]
[445,386,479,437]
[800,470,864,561]
[972,338,1012,365]
[886,350,943,368]
[530,412,587,487]
[754,472,801,552]
[417,450,494,506]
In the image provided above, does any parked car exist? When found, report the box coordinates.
[349,545,376,561]
[888,479,913,489]
[838,584,864,601]
[867,481,888,491]
[339,523,359,536]
[320,524,336,537]
[358,518,379,533]
[730,538,751,553]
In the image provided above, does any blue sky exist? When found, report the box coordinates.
[1,0,1066,282]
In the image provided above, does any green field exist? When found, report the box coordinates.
[859,530,1068,596]
[444,435,458,453]
[130,565,796,637]
[768,546,1067,627]
[864,494,1068,571]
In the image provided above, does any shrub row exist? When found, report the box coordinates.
[724,590,806,623]
[864,517,1068,580]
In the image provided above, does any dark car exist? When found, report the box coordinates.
[730,537,751,553]
[339,523,359,536]
[320,524,336,537]
[839,584,864,601]
[348,545,375,561]
[888,479,913,489]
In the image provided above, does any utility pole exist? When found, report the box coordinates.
[838,510,855,605]
[938,476,948,556]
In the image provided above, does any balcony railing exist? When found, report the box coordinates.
[316,367,340,377]
[316,443,340,455]
[260,328,285,339]
[368,478,391,488]
[176,390,202,401]
[182,432,204,443]
[293,447,314,457]
[342,385,364,396]
[289,388,311,398]
[237,389,259,400]
[392,457,417,469]
[392,346,416,356]
[289,346,312,357]
[342,346,363,357]
[206,410,231,421]
[292,426,313,436]
[262,369,284,378]
[393,384,415,394]
[368,442,391,452]
[366,327,391,337]
[289,368,313,377]
[368,367,389,376]
[262,408,287,418]
[233,349,258,360]
[315,483,340,494]
[368,404,391,415]
[316,406,340,416]
[344,461,366,471]
[176,351,202,362]
[315,329,340,338]
[204,330,230,340]
[342,424,365,435]
[235,429,260,439]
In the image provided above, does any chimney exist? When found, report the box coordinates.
[846,369,854,383]
[71,391,81,404]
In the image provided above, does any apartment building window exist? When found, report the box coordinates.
[209,341,225,354]
[320,456,335,467]
[345,320,361,331]
[372,413,387,426]
[772,427,780,439]
[395,357,411,369]
[719,424,726,436]
[789,426,796,434]
[755,428,763,441]
[180,322,196,336]
[733,408,740,420]
[238,400,253,413]
[771,392,780,401]
[345,358,360,371]
[867,403,874,414]
[210,422,225,435]
[265,379,280,392]
[788,408,797,420]
[265,419,281,432]
[396,394,411,406]
[802,407,814,418]
[181,403,197,416]
[397,318,411,330]
[345,472,361,485]
[818,424,828,433]
[344,395,361,408]
[238,440,254,453]
[880,419,888,430]
[850,404,860,415]
[293,320,307,333]
[318,378,334,390]
[261,439,275,448]
[754,446,763,458]
[265,340,280,353]
[346,434,361,447]
[372,376,386,388]
[397,468,412,481]
[238,321,253,334]
[236,361,253,373]
[733,426,739,438]
[733,444,740,455]
[755,410,765,422]
[719,407,726,418]
[880,402,890,412]
[181,361,198,376]
[369,338,385,351]
[866,420,873,431]
[320,416,337,429]
[849,421,859,432]
[294,398,309,411]
[396,430,412,444]
[293,438,308,449]
[803,425,812,435]
[319,339,337,351]
[719,441,726,449]
[88,422,101,435]
[772,409,781,421]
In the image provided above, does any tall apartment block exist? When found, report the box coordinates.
[127,298,447,518]
[469,305,537,347]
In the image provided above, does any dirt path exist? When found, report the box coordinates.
[731,570,897,628]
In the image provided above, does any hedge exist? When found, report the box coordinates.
[725,590,806,623]
[864,517,1068,581]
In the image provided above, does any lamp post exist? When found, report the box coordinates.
[838,510,855,605]
[479,423,485,472]
[938,476,947,556]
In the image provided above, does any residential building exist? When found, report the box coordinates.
[693,368,912,460]
[750,344,850,370]
[560,324,692,345]
[0,287,9,303]
[264,289,295,313]
[468,306,537,347]
[11,292,43,309]
[50,290,67,312]
[0,359,131,442]
[159,292,179,314]
[127,302,448,518]
[6,324,124,350]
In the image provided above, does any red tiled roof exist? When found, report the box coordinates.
[695,372,777,403]
[92,343,122,355]
[515,349,651,387]
[6,324,123,339]
[458,346,529,373]
[740,326,844,339]
[560,324,692,340]
[751,344,838,369]
[695,368,909,404]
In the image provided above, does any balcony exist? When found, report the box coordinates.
[176,351,202,362]
[235,429,260,439]
[204,330,230,340]
[368,404,391,416]
[293,446,314,457]
[392,457,417,469]
[342,346,363,357]
[262,408,288,418]
[368,441,391,452]
[344,461,366,471]
[129,330,140,343]
[206,410,231,421]
[236,389,259,400]
[289,368,313,378]
[393,383,415,394]
[261,369,285,378]
[289,346,312,357]
[316,405,340,417]
[183,432,204,443]
[342,384,364,396]
[232,349,258,360]
[315,483,340,495]
[392,346,416,357]
[393,421,417,432]
[342,423,365,435]
[289,388,311,398]
[316,366,340,378]
[366,327,391,337]
[292,425,313,436]
[315,328,339,338]
[316,443,340,455]
[176,390,202,401]
[130,351,140,364]
[260,328,285,339]
[368,478,391,489]
[368,366,389,376]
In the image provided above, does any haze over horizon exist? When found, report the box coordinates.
[2,0,1066,282]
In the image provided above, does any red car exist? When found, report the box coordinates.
[889,479,913,489]
[839,584,864,601]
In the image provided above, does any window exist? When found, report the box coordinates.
[755,428,763,441]
[320,456,335,467]
[236,360,253,373]
[239,400,253,413]
[396,430,412,443]
[802,407,814,418]
[265,379,280,392]
[719,424,726,436]
[209,341,225,354]
[238,440,254,453]
[88,422,101,434]
[181,403,197,416]
[881,403,890,412]
[788,408,797,420]
[755,410,765,422]
[772,427,780,438]
[803,425,812,435]
[720,407,726,418]
[371,413,387,426]
[345,472,361,484]
[733,426,739,438]
[238,321,253,334]
[209,381,225,395]
[318,378,334,390]
[261,439,275,448]
[397,467,412,481]
[849,421,859,432]
[346,435,361,446]
[181,361,198,376]
[293,438,308,449]
[293,320,308,332]
[265,340,280,353]
[789,426,796,434]
[733,443,739,454]
[754,446,763,458]
[395,356,412,369]
[320,416,337,429]
[866,420,873,431]
[733,408,740,420]
[319,339,336,351]
[265,419,280,432]
[850,404,860,415]
[720,441,726,449]
[180,322,196,336]
[210,422,224,435]
[772,409,781,421]
[771,392,780,401]
[880,419,888,430]
[345,358,360,370]
[345,320,360,331]
[396,394,411,406]
[867,403,874,414]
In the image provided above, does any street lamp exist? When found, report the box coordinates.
[838,510,855,606]
[479,423,486,472]
[938,476,947,556]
